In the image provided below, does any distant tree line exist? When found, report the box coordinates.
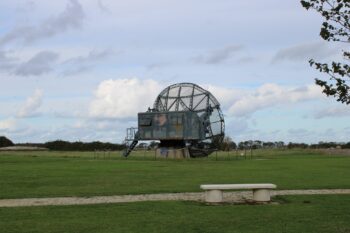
[310,141,350,149]
[2,135,350,151]
[43,140,126,151]
[215,137,350,150]
[8,138,126,151]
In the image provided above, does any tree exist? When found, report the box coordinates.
[263,141,275,148]
[287,142,309,149]
[44,140,125,151]
[0,136,14,148]
[220,136,236,151]
[301,0,350,104]
[148,141,160,149]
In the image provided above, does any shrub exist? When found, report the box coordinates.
[0,136,14,148]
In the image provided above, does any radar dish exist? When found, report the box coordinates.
[123,82,225,158]
[153,83,225,154]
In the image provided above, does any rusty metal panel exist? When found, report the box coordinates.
[138,111,205,140]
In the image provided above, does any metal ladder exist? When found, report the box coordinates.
[123,128,139,157]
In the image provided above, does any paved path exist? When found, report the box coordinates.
[1,189,350,207]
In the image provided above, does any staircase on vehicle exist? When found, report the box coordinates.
[123,127,139,157]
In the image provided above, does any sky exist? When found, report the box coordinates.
[0,0,349,144]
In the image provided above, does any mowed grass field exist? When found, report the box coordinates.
[0,149,350,199]
[1,149,350,233]
[1,195,350,233]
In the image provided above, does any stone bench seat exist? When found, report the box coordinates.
[200,183,277,203]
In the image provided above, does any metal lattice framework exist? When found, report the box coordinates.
[153,83,225,144]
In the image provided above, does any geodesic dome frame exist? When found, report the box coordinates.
[153,83,225,145]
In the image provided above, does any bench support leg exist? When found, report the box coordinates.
[253,189,271,202]
[205,190,223,203]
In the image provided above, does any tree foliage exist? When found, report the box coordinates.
[44,140,125,151]
[0,136,14,148]
[301,0,350,104]
[220,136,237,151]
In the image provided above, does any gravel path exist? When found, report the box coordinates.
[1,189,350,208]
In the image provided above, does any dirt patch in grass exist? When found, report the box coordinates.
[1,189,350,207]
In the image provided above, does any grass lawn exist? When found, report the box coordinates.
[0,195,350,233]
[0,150,350,199]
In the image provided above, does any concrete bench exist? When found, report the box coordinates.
[200,183,277,203]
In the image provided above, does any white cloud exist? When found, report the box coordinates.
[89,78,326,120]
[17,89,43,118]
[272,41,340,63]
[0,0,84,46]
[97,0,111,13]
[0,50,17,71]
[194,45,244,64]
[206,85,246,109]
[225,83,324,117]
[14,51,59,76]
[61,49,114,76]
[0,118,16,131]
[228,84,323,117]
[207,83,325,117]
[89,78,162,119]
[64,49,113,64]
[0,79,341,143]
[313,106,350,119]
